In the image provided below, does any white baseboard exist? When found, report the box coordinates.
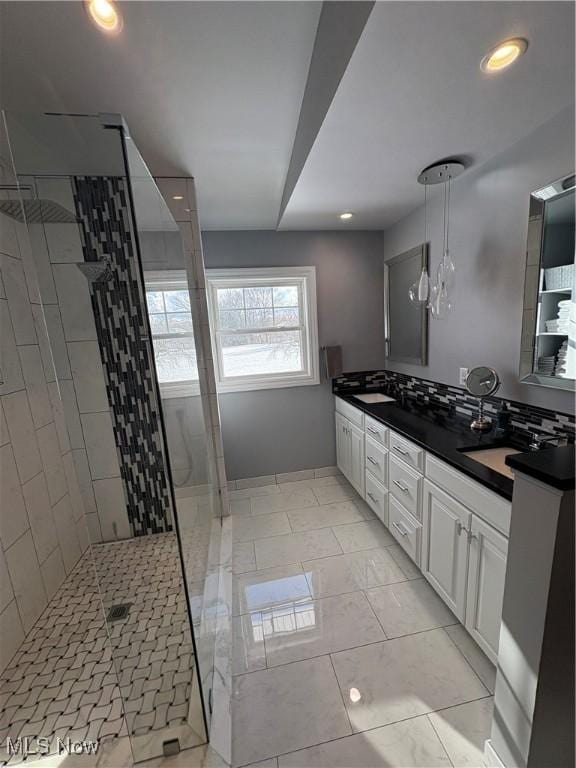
[230,466,341,490]
[484,740,506,768]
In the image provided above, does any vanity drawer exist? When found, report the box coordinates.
[425,454,511,536]
[365,436,388,485]
[389,496,422,565]
[364,416,388,447]
[389,430,424,472]
[389,454,422,520]
[335,397,365,429]
[365,471,388,526]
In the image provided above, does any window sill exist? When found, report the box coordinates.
[216,373,320,394]
[159,382,201,399]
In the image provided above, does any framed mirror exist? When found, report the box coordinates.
[519,172,575,391]
[384,243,429,365]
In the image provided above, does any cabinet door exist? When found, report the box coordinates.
[335,412,351,482]
[421,480,471,622]
[348,422,365,497]
[465,515,508,664]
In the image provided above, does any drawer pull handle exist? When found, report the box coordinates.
[392,520,408,537]
[393,479,409,493]
[367,456,379,467]
[393,445,409,456]
[367,491,378,503]
[367,426,380,435]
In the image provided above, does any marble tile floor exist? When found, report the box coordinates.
[231,479,496,767]
[0,533,200,766]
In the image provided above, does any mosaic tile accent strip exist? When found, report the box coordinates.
[333,369,575,441]
[73,176,173,536]
[0,534,193,766]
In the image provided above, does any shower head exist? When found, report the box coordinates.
[76,258,114,284]
[0,198,77,224]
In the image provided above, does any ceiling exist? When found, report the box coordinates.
[1,1,574,232]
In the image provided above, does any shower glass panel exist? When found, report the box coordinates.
[2,111,211,764]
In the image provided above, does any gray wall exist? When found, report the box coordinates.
[202,231,385,480]
[383,106,575,415]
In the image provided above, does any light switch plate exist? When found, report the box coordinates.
[459,367,469,386]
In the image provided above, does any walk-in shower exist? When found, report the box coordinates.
[0,112,230,765]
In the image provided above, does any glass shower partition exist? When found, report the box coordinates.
[1,111,228,764]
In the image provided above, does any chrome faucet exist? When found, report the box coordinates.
[528,432,566,451]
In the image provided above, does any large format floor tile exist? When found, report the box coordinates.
[277,476,342,493]
[233,564,311,616]
[287,501,365,532]
[445,624,497,693]
[311,483,357,505]
[278,714,452,768]
[303,548,406,599]
[232,614,267,675]
[233,512,291,543]
[255,529,342,570]
[366,578,457,638]
[332,520,394,553]
[233,656,352,766]
[233,541,256,575]
[386,543,422,579]
[428,697,494,767]
[263,591,385,667]
[331,628,489,732]
[251,488,318,516]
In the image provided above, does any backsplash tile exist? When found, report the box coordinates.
[333,370,575,442]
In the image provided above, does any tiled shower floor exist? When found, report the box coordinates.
[0,533,195,765]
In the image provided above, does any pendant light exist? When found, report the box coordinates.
[409,183,430,303]
[414,160,465,318]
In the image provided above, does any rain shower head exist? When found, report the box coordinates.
[76,258,114,284]
[0,198,77,224]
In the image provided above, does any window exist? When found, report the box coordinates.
[145,266,319,396]
[207,267,319,392]
[145,271,199,398]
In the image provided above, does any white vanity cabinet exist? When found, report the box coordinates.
[335,408,365,497]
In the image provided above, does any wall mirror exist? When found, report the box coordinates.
[520,172,575,391]
[384,244,429,365]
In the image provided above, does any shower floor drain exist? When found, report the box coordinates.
[107,603,132,622]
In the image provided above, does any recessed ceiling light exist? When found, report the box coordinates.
[481,38,528,73]
[86,0,121,33]
[340,212,354,220]
[173,195,184,201]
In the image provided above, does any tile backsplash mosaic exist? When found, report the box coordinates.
[333,370,575,442]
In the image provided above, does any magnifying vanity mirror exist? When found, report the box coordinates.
[466,366,500,431]
[519,171,575,391]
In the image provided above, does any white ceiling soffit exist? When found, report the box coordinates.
[279,1,575,230]
[0,1,322,230]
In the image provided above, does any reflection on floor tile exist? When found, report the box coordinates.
[366,579,457,638]
[233,656,351,766]
[445,624,497,694]
[303,548,406,599]
[232,614,266,675]
[233,541,256,575]
[251,488,318,516]
[278,714,452,768]
[263,591,385,667]
[428,697,493,767]
[287,502,365,532]
[233,565,311,616]
[332,520,394,553]
[331,628,489,732]
[255,529,342,570]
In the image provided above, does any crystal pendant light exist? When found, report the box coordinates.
[409,184,430,304]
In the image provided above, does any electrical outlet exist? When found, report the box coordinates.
[459,367,469,386]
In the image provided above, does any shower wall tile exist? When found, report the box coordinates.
[37,421,68,504]
[75,516,90,554]
[63,450,86,523]
[0,547,13,612]
[18,345,52,428]
[2,390,42,483]
[5,530,47,633]
[52,262,98,341]
[0,254,37,344]
[67,340,109,413]
[40,545,66,601]
[72,448,98,514]
[47,380,71,454]
[22,471,57,563]
[44,222,83,263]
[81,411,122,480]
[0,299,25,394]
[0,600,24,674]
[0,402,7,446]
[86,510,103,544]
[0,442,29,550]
[42,304,72,379]
[93,477,131,541]
[59,379,84,449]
[51,494,81,574]
[24,225,58,305]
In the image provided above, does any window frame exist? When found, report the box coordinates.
[206,266,320,393]
[144,270,200,399]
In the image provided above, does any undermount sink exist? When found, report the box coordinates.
[459,445,522,480]
[353,393,395,404]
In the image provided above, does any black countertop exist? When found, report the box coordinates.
[505,445,575,491]
[336,392,523,500]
